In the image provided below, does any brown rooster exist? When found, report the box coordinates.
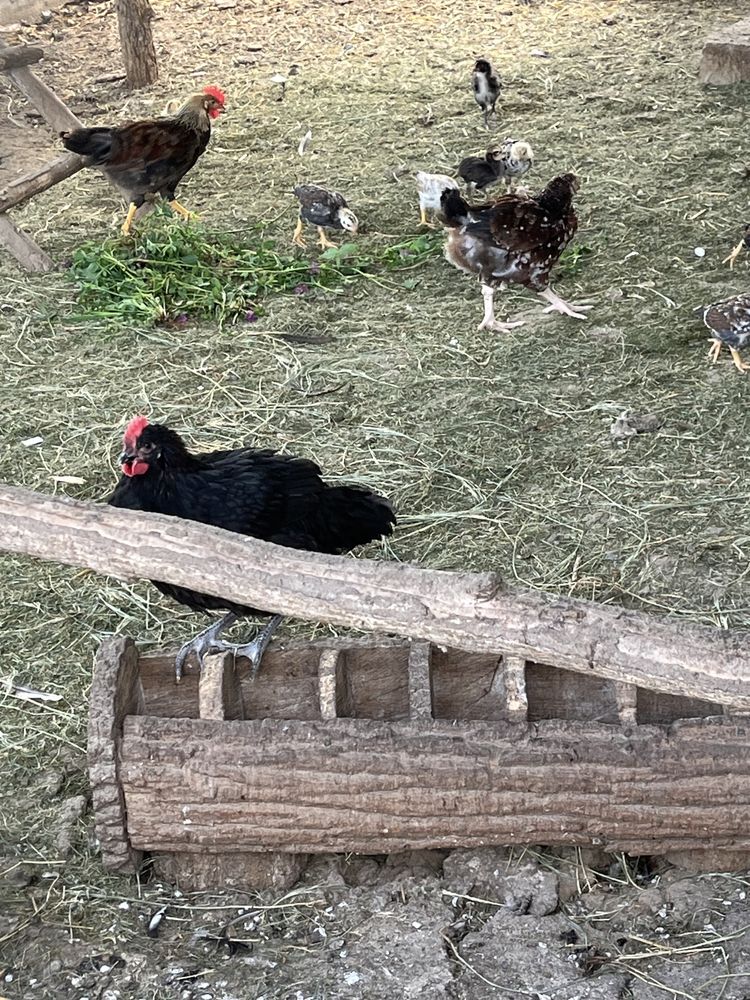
[61,86,225,235]
[440,173,587,332]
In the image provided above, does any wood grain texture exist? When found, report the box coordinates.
[0,213,53,271]
[88,636,144,871]
[115,0,158,89]
[700,17,750,85]
[0,153,85,214]
[119,714,750,856]
[2,484,750,707]
[0,44,43,70]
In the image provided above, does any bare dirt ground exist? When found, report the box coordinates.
[3,0,750,997]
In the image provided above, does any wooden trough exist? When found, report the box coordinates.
[3,485,750,887]
[90,632,750,890]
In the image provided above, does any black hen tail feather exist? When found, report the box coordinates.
[61,127,114,162]
[440,187,472,227]
[321,485,396,553]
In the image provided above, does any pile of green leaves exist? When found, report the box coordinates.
[68,212,443,327]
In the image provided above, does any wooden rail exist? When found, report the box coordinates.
[3,482,750,708]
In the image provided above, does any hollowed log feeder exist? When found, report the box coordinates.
[90,633,750,890]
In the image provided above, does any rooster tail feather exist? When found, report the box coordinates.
[61,127,114,162]
[321,485,396,553]
[440,187,472,227]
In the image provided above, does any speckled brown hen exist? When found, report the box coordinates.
[440,173,586,332]
[700,293,750,373]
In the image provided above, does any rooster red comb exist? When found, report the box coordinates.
[123,415,149,448]
[203,85,225,106]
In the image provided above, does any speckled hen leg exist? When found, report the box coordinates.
[538,287,590,320]
[729,347,750,372]
[317,227,338,249]
[292,217,307,248]
[226,615,284,678]
[707,340,722,363]
[723,240,745,270]
[477,284,524,333]
[174,612,238,682]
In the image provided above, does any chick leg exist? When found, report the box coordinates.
[419,205,437,229]
[707,339,723,363]
[477,283,524,333]
[174,612,238,682]
[224,615,284,678]
[317,227,338,249]
[723,240,745,270]
[121,202,138,236]
[169,199,196,221]
[538,287,591,320]
[730,347,750,372]
[292,217,307,248]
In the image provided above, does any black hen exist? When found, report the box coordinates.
[109,416,396,678]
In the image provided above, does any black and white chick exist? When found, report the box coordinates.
[497,139,534,191]
[293,184,359,250]
[472,58,502,128]
[699,294,750,373]
[724,223,750,269]
[458,147,506,193]
[415,171,459,227]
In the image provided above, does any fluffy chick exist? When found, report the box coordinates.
[293,184,358,249]
[472,58,502,128]
[415,171,459,227]
[458,148,506,193]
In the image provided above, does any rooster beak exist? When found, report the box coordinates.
[119,451,133,465]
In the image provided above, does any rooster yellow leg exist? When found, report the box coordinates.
[729,347,750,372]
[121,202,138,235]
[292,217,307,248]
[317,227,338,249]
[707,339,722,363]
[169,200,196,221]
[723,240,745,270]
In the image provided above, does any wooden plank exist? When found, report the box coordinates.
[2,484,750,709]
[119,714,750,856]
[88,636,144,871]
[0,39,83,133]
[615,682,638,726]
[0,213,53,271]
[502,654,528,722]
[199,652,243,721]
[0,153,85,214]
[318,649,342,720]
[0,45,44,71]
[407,641,433,720]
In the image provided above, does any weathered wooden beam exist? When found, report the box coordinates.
[700,17,750,85]
[0,39,83,134]
[0,153,85,214]
[2,483,750,708]
[0,44,44,72]
[88,636,144,871]
[120,714,750,856]
[0,213,53,271]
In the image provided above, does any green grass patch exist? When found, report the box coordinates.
[68,211,444,327]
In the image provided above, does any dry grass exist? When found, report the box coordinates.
[2,0,750,994]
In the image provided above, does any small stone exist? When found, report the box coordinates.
[694,246,706,257]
